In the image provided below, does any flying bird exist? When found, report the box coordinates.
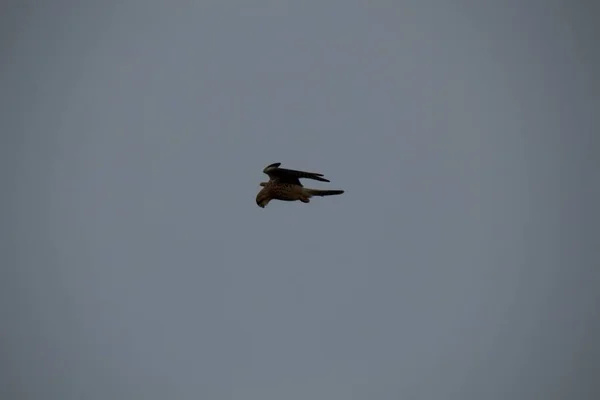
[256,162,344,208]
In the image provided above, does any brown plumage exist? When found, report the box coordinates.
[256,162,344,208]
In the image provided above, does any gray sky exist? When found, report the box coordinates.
[2,1,599,399]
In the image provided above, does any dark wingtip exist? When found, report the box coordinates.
[265,162,281,169]
[309,173,330,182]
[263,162,281,174]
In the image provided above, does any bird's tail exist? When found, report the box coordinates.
[304,188,345,197]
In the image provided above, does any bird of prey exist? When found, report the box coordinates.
[256,162,344,208]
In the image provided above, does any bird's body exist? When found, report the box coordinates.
[256,162,344,208]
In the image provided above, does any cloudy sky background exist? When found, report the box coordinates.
[2,1,599,399]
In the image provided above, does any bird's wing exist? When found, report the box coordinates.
[263,163,330,186]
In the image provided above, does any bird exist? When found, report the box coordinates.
[256,162,344,208]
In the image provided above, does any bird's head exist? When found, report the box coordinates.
[256,184,271,208]
[256,193,271,208]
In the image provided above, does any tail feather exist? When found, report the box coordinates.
[305,189,345,197]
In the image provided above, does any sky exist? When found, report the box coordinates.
[1,1,599,399]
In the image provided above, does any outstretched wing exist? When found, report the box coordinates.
[263,162,330,186]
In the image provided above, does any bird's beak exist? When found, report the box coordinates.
[256,199,268,208]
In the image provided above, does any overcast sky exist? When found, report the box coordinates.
[2,1,599,399]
